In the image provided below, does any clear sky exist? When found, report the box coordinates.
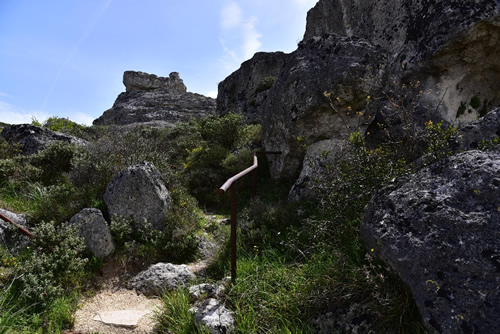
[0,0,318,125]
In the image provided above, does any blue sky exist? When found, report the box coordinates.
[0,0,318,125]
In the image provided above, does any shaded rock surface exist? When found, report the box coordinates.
[93,71,216,127]
[361,149,500,333]
[458,107,500,151]
[0,124,87,155]
[103,162,171,231]
[0,209,31,254]
[190,298,234,334]
[69,208,115,258]
[217,0,500,180]
[127,262,194,296]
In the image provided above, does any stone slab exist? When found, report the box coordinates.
[93,310,150,328]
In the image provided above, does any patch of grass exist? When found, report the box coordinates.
[155,288,210,334]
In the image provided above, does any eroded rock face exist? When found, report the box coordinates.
[361,149,500,333]
[216,0,500,180]
[93,71,216,127]
[1,124,87,155]
[69,208,115,258]
[103,162,172,231]
[128,262,194,296]
[458,107,500,151]
[123,71,186,93]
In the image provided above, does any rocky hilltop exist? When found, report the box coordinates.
[93,71,216,127]
[217,0,500,181]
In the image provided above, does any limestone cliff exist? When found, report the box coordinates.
[216,0,500,181]
[93,71,216,127]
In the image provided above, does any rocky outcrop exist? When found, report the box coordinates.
[128,262,195,296]
[103,162,172,231]
[216,0,500,180]
[69,208,115,258]
[361,149,500,333]
[1,124,87,155]
[93,71,216,127]
[123,71,186,93]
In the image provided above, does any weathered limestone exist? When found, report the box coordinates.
[1,124,87,155]
[103,162,172,231]
[361,149,500,333]
[69,208,115,258]
[93,71,216,127]
[128,262,195,296]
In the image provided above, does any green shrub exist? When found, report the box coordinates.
[199,113,243,150]
[255,76,276,94]
[470,95,481,109]
[17,221,87,307]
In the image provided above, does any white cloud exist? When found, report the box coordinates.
[221,2,243,29]
[67,111,95,126]
[293,0,319,8]
[0,91,10,98]
[0,101,49,125]
[219,4,262,71]
[242,16,262,59]
[205,91,218,99]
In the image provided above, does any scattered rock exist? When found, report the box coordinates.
[93,71,216,127]
[104,162,172,231]
[190,298,234,334]
[93,310,150,328]
[128,263,194,296]
[189,283,224,301]
[69,208,115,258]
[0,124,87,155]
[361,149,500,333]
[0,209,31,254]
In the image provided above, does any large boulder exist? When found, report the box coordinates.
[103,162,172,231]
[361,149,500,333]
[1,124,87,155]
[127,262,194,296]
[93,71,216,127]
[69,208,115,258]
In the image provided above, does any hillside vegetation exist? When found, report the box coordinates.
[0,111,467,333]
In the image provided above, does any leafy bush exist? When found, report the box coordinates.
[255,76,276,94]
[17,221,87,307]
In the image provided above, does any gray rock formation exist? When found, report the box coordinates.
[361,149,500,334]
[458,107,500,151]
[104,162,172,231]
[123,71,186,93]
[93,71,216,127]
[0,209,31,254]
[127,262,194,296]
[217,0,500,180]
[288,138,346,201]
[69,208,115,258]
[190,298,234,334]
[1,124,87,155]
